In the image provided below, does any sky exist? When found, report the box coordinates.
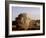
[12,7,40,21]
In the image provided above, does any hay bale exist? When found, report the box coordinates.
[15,13,31,30]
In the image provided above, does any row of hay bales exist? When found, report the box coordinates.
[12,13,40,30]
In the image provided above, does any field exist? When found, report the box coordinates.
[12,20,40,31]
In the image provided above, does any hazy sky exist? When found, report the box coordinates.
[12,7,40,21]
